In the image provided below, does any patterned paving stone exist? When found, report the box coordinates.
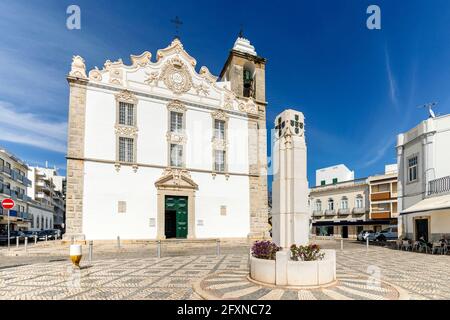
[195,270,401,300]
[1,241,450,300]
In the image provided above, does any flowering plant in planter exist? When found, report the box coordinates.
[251,241,282,260]
[290,244,325,261]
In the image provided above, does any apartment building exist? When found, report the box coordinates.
[316,164,354,187]
[310,177,369,239]
[0,147,32,232]
[27,167,66,231]
[311,164,399,238]
[397,114,450,241]
[368,164,399,227]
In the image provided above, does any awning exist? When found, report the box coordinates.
[401,193,450,215]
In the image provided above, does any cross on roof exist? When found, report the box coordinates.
[171,16,183,39]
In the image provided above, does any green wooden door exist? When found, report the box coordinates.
[165,196,188,239]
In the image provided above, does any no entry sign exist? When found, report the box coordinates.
[1,198,15,210]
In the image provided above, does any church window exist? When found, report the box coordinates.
[170,144,183,167]
[119,137,134,163]
[214,119,225,140]
[214,150,226,172]
[170,111,183,133]
[119,102,135,126]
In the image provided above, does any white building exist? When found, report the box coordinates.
[0,147,32,231]
[27,166,65,230]
[64,37,269,241]
[315,164,354,187]
[397,114,450,241]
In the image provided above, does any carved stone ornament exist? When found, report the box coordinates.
[115,90,138,104]
[115,125,139,137]
[144,71,159,85]
[212,110,229,121]
[130,51,152,67]
[167,100,186,113]
[199,66,218,83]
[193,83,210,96]
[155,167,198,190]
[166,131,187,144]
[69,55,87,79]
[223,94,234,110]
[238,100,258,114]
[88,67,102,81]
[160,57,193,94]
[110,68,123,85]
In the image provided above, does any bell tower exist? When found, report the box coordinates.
[219,36,266,102]
[220,35,269,239]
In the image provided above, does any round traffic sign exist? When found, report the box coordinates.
[1,198,15,210]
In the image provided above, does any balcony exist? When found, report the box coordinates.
[371,211,391,219]
[324,209,335,216]
[371,192,391,201]
[338,208,350,216]
[428,176,450,196]
[352,207,366,215]
[313,210,323,217]
[0,165,12,176]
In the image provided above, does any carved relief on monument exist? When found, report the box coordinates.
[160,57,193,94]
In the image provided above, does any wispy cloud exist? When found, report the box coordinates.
[385,47,399,110]
[0,101,67,153]
[360,136,396,169]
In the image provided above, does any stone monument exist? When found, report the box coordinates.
[249,109,336,288]
[271,109,310,248]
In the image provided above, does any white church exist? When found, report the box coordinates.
[65,36,269,241]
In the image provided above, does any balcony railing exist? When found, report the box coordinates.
[313,210,323,217]
[324,209,335,216]
[370,192,391,201]
[371,211,391,219]
[352,207,366,214]
[0,165,12,176]
[338,208,350,216]
[428,176,450,196]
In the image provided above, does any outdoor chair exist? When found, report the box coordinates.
[432,242,443,255]
[401,240,412,251]
[418,242,431,254]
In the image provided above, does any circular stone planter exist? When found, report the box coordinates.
[250,249,336,288]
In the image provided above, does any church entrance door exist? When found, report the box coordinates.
[165,196,188,239]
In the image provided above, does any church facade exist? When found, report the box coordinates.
[64,37,269,241]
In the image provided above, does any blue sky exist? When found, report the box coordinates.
[0,0,449,186]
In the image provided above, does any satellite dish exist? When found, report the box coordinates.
[418,102,437,119]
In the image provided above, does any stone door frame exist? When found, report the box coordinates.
[157,189,196,239]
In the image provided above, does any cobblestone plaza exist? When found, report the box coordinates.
[1,240,450,300]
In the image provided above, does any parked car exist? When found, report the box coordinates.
[375,226,398,242]
[357,230,375,241]
[0,231,17,244]
[20,231,38,241]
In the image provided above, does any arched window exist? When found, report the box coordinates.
[356,195,363,208]
[328,198,334,210]
[340,196,348,209]
[243,62,255,98]
[315,200,322,211]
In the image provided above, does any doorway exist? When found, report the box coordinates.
[165,196,188,239]
[415,218,429,241]
[342,226,349,239]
